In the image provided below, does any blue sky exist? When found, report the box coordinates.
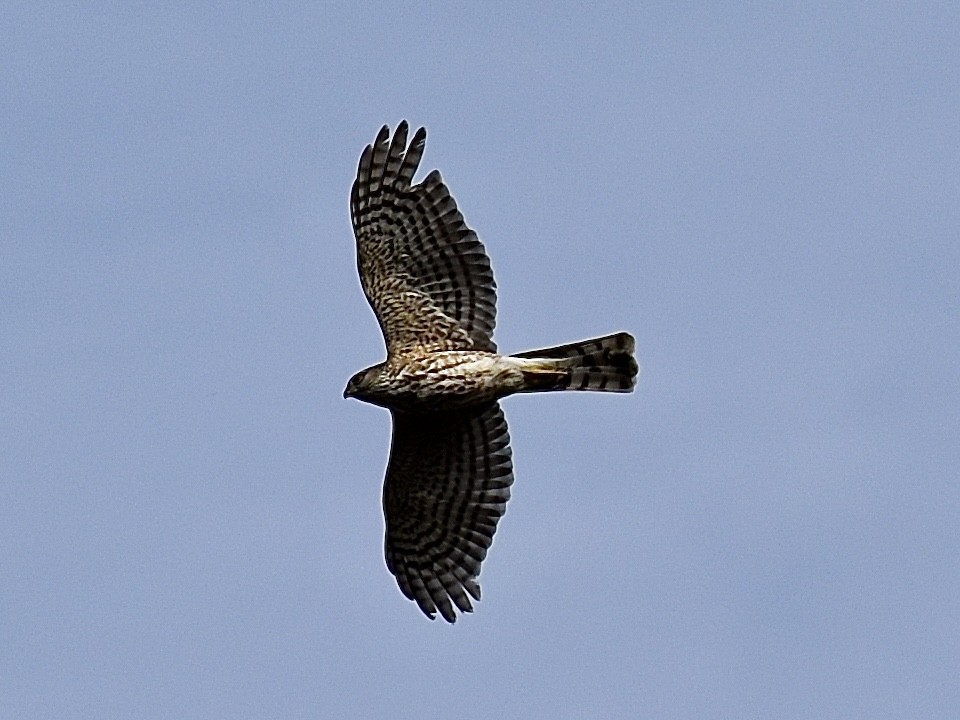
[3,4,958,718]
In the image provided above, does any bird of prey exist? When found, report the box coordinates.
[344,121,638,622]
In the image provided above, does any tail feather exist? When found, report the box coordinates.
[512,332,639,393]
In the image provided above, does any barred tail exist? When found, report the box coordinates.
[512,332,639,393]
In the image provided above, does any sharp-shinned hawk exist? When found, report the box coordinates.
[344,122,638,622]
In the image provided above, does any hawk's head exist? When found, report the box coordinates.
[343,364,383,400]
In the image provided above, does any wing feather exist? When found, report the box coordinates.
[383,402,513,622]
[351,122,498,354]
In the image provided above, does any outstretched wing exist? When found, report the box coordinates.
[350,122,498,354]
[383,402,513,622]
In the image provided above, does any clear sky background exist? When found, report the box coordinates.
[3,4,958,719]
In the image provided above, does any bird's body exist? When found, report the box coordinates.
[345,122,638,622]
[347,335,637,411]
[346,350,522,410]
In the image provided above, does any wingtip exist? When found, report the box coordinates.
[379,121,424,145]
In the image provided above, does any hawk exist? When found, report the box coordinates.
[344,122,638,622]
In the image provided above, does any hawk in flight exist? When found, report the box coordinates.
[345,122,638,622]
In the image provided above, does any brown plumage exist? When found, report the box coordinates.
[344,122,639,622]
